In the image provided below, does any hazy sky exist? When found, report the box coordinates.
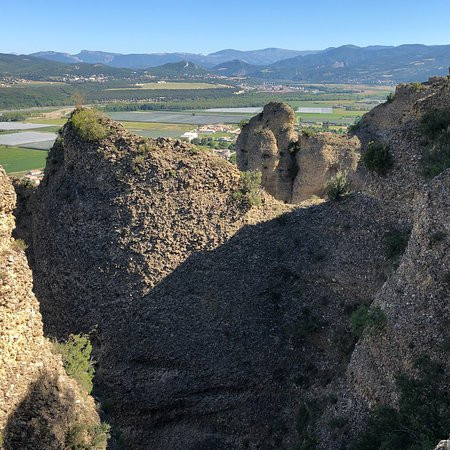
[1,0,449,54]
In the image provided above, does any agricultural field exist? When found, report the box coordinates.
[0,81,393,175]
[0,131,57,146]
[107,82,231,90]
[120,121,192,138]
[0,122,50,130]
[108,111,254,125]
[295,107,364,125]
[0,145,47,174]
[27,118,67,126]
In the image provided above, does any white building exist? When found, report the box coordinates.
[180,131,198,142]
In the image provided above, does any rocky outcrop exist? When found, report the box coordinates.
[349,169,449,406]
[0,167,101,449]
[293,133,360,202]
[236,102,361,203]
[355,76,450,216]
[20,80,449,449]
[315,169,449,448]
[99,193,398,448]
[27,111,399,448]
[30,113,288,338]
[236,102,298,202]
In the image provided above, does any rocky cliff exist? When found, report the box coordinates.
[30,112,290,338]
[355,76,450,215]
[236,102,298,202]
[14,77,450,449]
[236,102,360,203]
[0,168,102,449]
[315,169,449,449]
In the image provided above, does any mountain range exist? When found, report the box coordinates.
[30,48,315,69]
[2,44,450,83]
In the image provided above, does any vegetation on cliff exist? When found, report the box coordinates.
[53,334,95,394]
[6,77,449,450]
[69,109,109,141]
[419,109,450,178]
[352,355,450,450]
[362,141,393,176]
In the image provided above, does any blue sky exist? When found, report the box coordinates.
[1,0,449,54]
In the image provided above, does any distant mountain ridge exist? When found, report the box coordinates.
[31,48,316,69]
[257,44,450,83]
[5,44,450,83]
[210,44,450,83]
[0,53,133,79]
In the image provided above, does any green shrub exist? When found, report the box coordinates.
[131,155,146,174]
[348,118,361,134]
[410,81,425,92]
[53,334,95,394]
[295,399,327,450]
[232,170,262,206]
[351,355,450,450]
[386,92,395,103]
[362,141,393,176]
[137,141,153,154]
[324,171,351,200]
[421,140,450,179]
[238,119,249,130]
[65,422,110,450]
[288,140,301,153]
[385,229,410,266]
[420,109,450,140]
[351,306,387,338]
[13,238,28,252]
[419,109,450,178]
[70,109,109,142]
[301,127,317,138]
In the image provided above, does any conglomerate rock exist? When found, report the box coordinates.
[293,132,360,202]
[16,76,450,449]
[355,76,450,216]
[26,113,397,448]
[236,102,361,203]
[236,102,298,202]
[0,167,101,450]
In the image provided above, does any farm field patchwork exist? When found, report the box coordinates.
[204,107,263,113]
[119,121,192,132]
[107,82,231,90]
[0,145,48,174]
[134,129,186,139]
[0,122,50,130]
[108,111,254,125]
[0,131,57,146]
[20,140,55,150]
[27,118,67,126]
